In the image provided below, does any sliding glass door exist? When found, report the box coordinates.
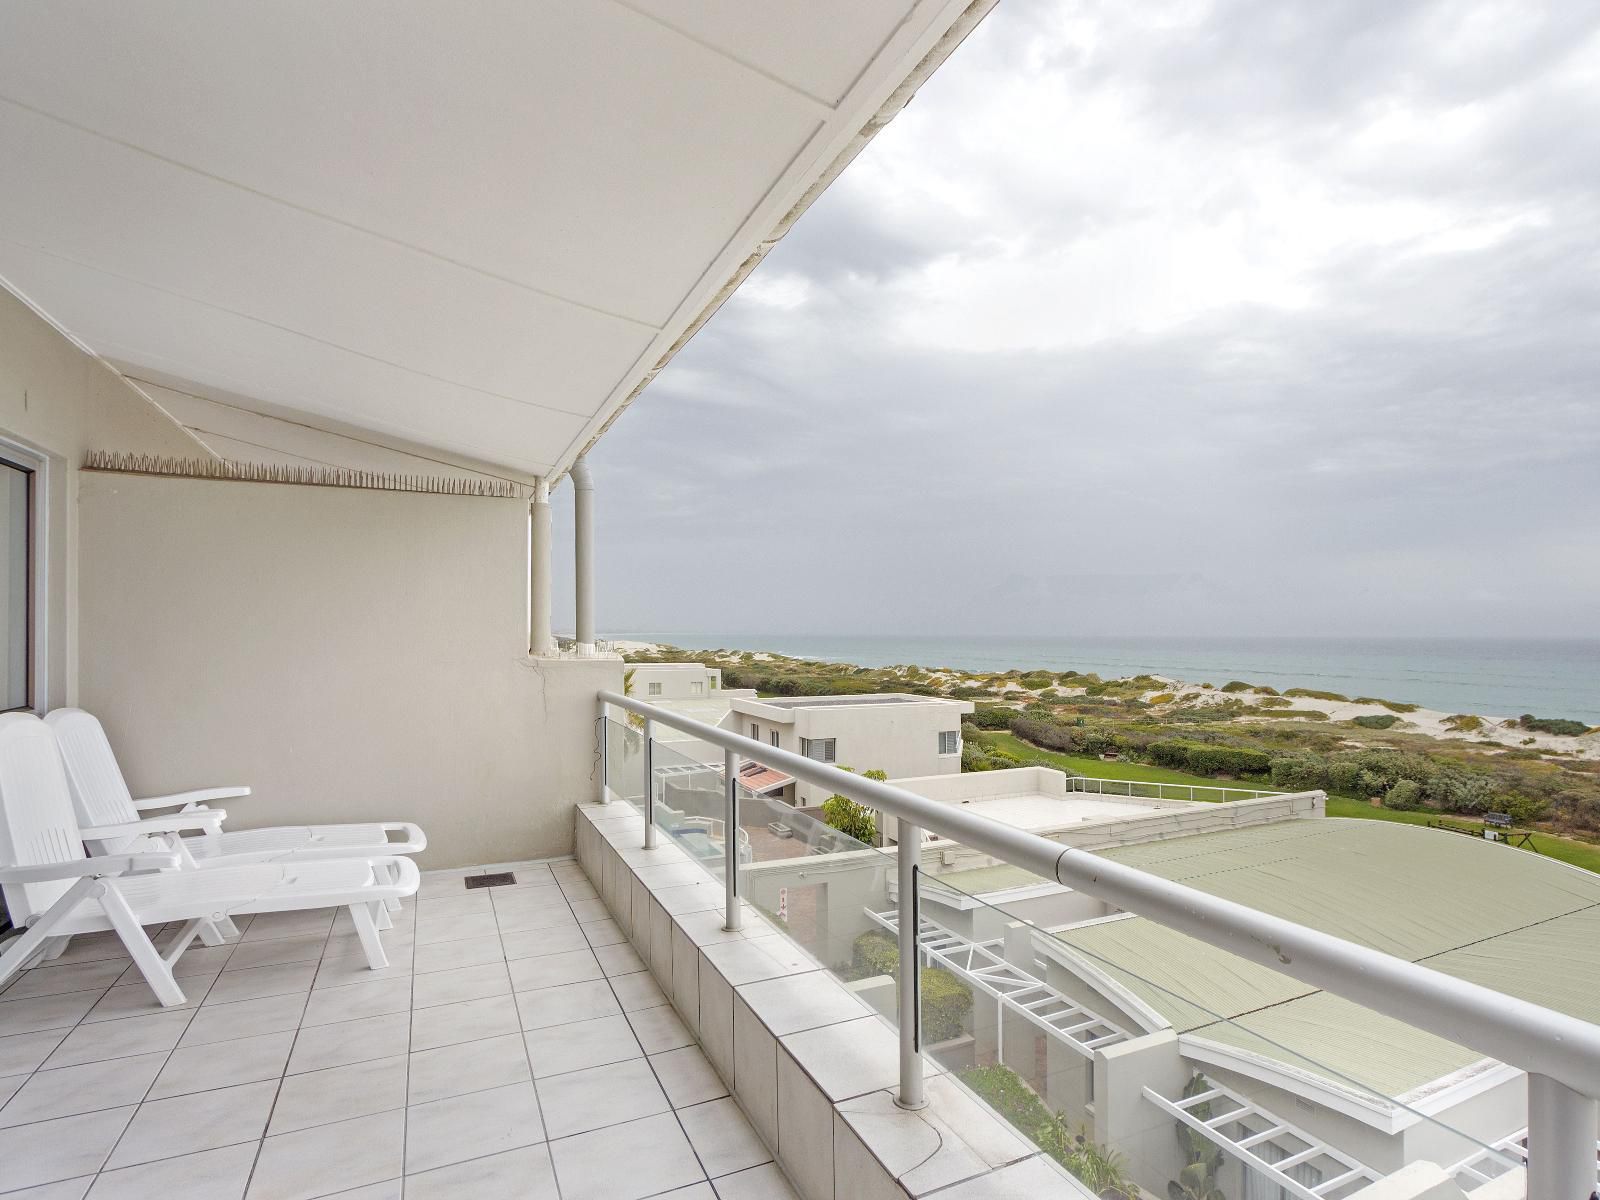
[0,456,33,711]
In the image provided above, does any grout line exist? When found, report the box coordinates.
[499,873,567,1200]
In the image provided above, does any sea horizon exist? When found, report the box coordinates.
[620,632,1600,724]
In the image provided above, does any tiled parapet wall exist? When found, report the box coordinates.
[574,801,1092,1200]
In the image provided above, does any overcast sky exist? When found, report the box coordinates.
[556,0,1600,640]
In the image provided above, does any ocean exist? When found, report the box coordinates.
[626,634,1600,724]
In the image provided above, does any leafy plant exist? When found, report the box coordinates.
[1170,1076,1226,1200]
[1352,714,1400,730]
[1444,714,1484,733]
[1517,714,1590,737]
[1284,688,1349,702]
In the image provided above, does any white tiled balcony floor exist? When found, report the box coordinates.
[0,859,796,1200]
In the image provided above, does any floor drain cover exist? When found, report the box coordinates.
[464,872,516,890]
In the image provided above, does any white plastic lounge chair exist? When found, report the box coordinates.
[45,708,426,873]
[0,713,417,1006]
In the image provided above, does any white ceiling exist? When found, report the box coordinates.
[0,1,989,481]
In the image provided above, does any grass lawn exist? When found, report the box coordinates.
[978,730,1600,876]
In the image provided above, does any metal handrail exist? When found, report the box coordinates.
[598,690,1600,1198]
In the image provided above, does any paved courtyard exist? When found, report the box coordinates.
[0,859,797,1199]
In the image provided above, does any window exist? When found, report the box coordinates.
[938,730,960,756]
[800,738,836,763]
[750,723,760,741]
[647,681,662,696]
[770,730,779,748]
[0,456,32,713]
[690,681,704,695]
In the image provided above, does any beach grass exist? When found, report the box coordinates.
[976,731,1600,875]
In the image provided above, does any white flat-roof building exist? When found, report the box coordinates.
[730,693,974,809]
[628,662,724,700]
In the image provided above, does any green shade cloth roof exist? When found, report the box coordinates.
[1049,820,1600,1098]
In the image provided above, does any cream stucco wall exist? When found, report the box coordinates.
[0,289,200,711]
[76,473,620,869]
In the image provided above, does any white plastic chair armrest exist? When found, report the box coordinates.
[0,852,181,883]
[82,810,227,840]
[133,786,251,812]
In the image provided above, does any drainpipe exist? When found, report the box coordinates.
[571,456,595,656]
[529,477,554,656]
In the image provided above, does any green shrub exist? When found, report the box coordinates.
[1328,759,1364,795]
[850,931,898,979]
[1241,706,1329,720]
[1352,714,1400,730]
[1270,753,1329,791]
[1444,714,1484,733]
[1184,744,1273,776]
[922,967,974,1042]
[1019,672,1055,690]
[1354,697,1420,713]
[1219,681,1255,693]
[1284,688,1350,702]
[1147,692,1175,705]
[1517,714,1590,737]
[821,789,877,844]
[969,707,1020,730]
[1256,696,1292,708]
[1384,779,1424,810]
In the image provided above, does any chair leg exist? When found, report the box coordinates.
[348,902,389,970]
[381,862,403,913]
[162,919,206,966]
[374,899,393,931]
[196,920,226,947]
[97,882,186,1007]
[38,936,71,962]
[0,878,97,993]
[215,917,241,940]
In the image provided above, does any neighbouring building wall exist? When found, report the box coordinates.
[0,289,200,711]
[77,472,620,869]
[628,662,721,699]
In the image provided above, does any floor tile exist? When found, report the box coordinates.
[179,993,308,1047]
[83,982,203,1025]
[536,1057,668,1139]
[309,956,412,991]
[650,1045,727,1108]
[0,991,102,1036]
[299,977,412,1027]
[710,1162,800,1199]
[514,979,620,1031]
[286,1012,410,1075]
[547,1110,704,1200]
[409,994,521,1053]
[568,899,612,924]
[593,943,646,977]
[148,1030,294,1099]
[105,1079,276,1168]
[222,936,326,972]
[267,1054,407,1135]
[930,1154,1062,1197]
[781,1017,928,1103]
[408,1032,530,1104]
[83,1141,257,1199]
[237,909,335,944]
[610,971,668,1012]
[246,1109,405,1200]
[0,1027,69,1076]
[506,949,602,992]
[579,918,627,948]
[414,912,500,945]
[403,1081,545,1175]
[523,1014,641,1078]
[1,1176,94,1199]
[202,961,316,1007]
[402,1144,558,1200]
[676,1097,772,1179]
[45,1010,192,1068]
[0,1051,166,1127]
[412,893,493,920]
[626,1004,694,1054]
[499,925,590,961]
[411,935,504,975]
[735,974,868,1037]
[3,959,129,999]
[0,1107,135,1191]
[410,962,510,1010]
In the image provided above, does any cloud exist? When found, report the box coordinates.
[564,0,1600,640]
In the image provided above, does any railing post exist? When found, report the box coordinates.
[597,697,609,804]
[723,750,742,932]
[1526,1073,1597,1200]
[643,717,657,849]
[896,820,926,1110]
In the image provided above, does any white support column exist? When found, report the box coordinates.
[529,478,554,656]
[1526,1073,1598,1200]
[571,456,595,656]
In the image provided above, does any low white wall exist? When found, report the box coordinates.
[77,473,620,869]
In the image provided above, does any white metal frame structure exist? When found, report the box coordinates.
[865,906,1128,1058]
[1143,1077,1383,1200]
[1450,1128,1600,1190]
[597,689,1600,1200]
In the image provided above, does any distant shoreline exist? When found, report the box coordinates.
[616,632,1600,725]
[617,638,1600,761]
